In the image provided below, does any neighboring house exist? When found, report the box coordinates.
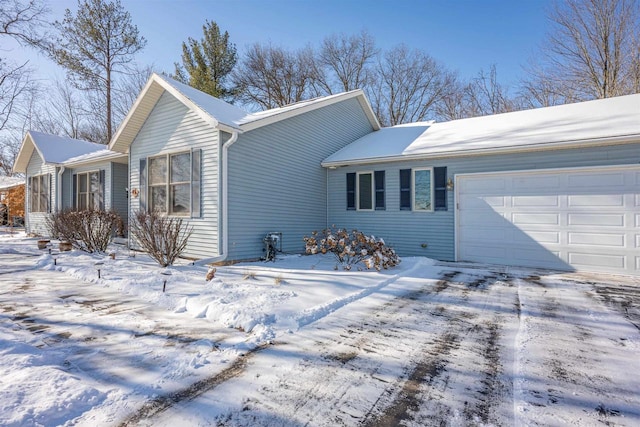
[0,176,24,225]
[322,94,640,276]
[108,73,379,261]
[13,131,128,236]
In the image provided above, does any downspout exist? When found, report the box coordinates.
[57,166,66,211]
[195,130,239,266]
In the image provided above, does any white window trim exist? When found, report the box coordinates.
[412,167,434,212]
[356,171,374,211]
[148,150,192,217]
[76,169,101,210]
[30,173,49,213]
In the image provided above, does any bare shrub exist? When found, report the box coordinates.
[303,227,400,271]
[129,210,193,267]
[45,209,124,253]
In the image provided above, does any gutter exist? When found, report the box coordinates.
[321,133,640,168]
[194,130,239,266]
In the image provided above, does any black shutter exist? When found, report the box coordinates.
[139,159,147,211]
[191,148,202,218]
[434,167,447,211]
[72,174,77,210]
[374,170,385,210]
[28,176,32,212]
[346,173,355,210]
[399,169,411,210]
[99,170,105,210]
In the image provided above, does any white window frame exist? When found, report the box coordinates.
[412,167,434,212]
[30,174,49,213]
[76,170,101,210]
[356,171,374,211]
[147,150,191,217]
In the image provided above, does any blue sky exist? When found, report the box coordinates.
[9,0,553,90]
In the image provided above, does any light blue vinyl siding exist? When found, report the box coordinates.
[129,92,219,258]
[327,142,640,261]
[227,97,375,260]
[25,151,56,236]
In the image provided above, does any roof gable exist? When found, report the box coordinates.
[109,73,380,153]
[13,131,108,173]
[323,93,640,166]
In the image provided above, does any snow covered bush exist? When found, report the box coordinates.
[45,209,124,253]
[303,227,400,271]
[129,210,193,267]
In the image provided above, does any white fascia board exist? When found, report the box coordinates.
[239,90,379,132]
[321,133,640,168]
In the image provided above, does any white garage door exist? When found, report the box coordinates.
[456,165,640,275]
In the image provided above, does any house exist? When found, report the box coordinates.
[12,131,128,236]
[108,73,379,261]
[322,94,640,276]
[0,176,24,225]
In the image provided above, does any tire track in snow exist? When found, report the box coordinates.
[117,344,269,426]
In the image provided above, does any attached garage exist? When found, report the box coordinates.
[456,165,640,275]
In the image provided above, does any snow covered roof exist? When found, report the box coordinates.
[13,131,116,173]
[0,176,23,191]
[109,73,379,153]
[323,94,640,167]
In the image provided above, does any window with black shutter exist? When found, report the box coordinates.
[434,166,447,211]
[346,172,355,210]
[399,169,411,210]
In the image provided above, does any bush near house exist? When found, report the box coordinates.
[5,185,25,218]
[45,209,124,253]
[304,227,400,271]
[129,210,193,267]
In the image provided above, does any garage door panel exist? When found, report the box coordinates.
[518,230,560,244]
[513,175,560,190]
[568,213,625,227]
[457,166,640,275]
[568,172,624,188]
[513,195,559,207]
[568,194,624,207]
[460,177,505,193]
[568,232,625,247]
[513,213,559,225]
[568,252,626,269]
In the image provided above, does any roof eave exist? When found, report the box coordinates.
[321,133,640,168]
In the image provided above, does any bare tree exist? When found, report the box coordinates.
[49,0,146,142]
[464,65,516,116]
[312,30,378,95]
[112,63,154,125]
[233,43,316,109]
[523,0,640,105]
[0,0,48,45]
[368,44,456,126]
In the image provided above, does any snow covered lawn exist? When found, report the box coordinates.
[0,229,638,426]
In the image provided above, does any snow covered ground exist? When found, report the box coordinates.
[0,228,638,426]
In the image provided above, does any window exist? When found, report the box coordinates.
[413,168,433,211]
[357,172,373,210]
[374,170,385,210]
[346,171,385,211]
[75,171,103,210]
[399,169,411,210]
[434,166,447,211]
[346,173,355,210]
[29,174,50,213]
[144,149,202,217]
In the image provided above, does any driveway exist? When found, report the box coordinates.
[0,238,638,426]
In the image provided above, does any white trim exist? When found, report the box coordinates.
[356,171,374,211]
[453,162,640,264]
[321,134,640,168]
[412,167,434,212]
